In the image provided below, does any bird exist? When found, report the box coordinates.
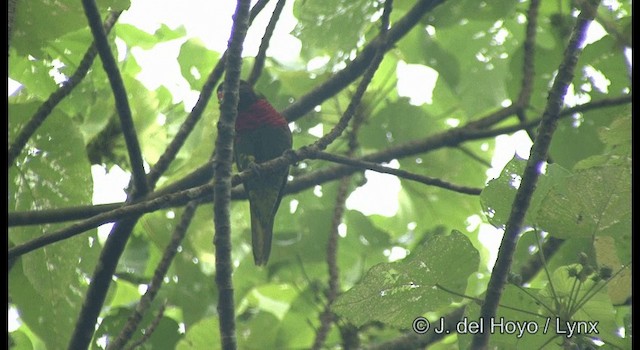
[217,80,292,266]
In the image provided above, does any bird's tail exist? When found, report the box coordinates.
[249,199,275,266]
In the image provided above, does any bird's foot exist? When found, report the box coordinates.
[247,161,262,179]
[283,149,299,166]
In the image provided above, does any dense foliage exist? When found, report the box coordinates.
[8,0,631,349]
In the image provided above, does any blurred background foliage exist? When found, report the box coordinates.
[8,0,631,348]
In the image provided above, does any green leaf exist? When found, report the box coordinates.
[480,156,572,228]
[541,266,627,348]
[397,26,461,89]
[275,286,322,349]
[177,38,220,91]
[116,24,162,49]
[9,102,98,349]
[332,230,479,328]
[594,236,631,305]
[176,317,220,350]
[535,162,631,240]
[237,311,281,349]
[8,329,34,350]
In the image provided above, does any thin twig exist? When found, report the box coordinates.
[123,302,167,350]
[106,202,198,350]
[313,151,482,195]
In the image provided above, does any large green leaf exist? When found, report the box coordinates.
[332,230,479,328]
[480,156,572,229]
[176,317,220,350]
[9,102,98,349]
[177,38,220,91]
[535,163,631,240]
[535,115,631,240]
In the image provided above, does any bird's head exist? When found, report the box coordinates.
[217,80,260,111]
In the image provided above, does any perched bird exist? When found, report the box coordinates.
[217,80,292,266]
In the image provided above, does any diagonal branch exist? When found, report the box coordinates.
[123,302,166,350]
[310,1,392,153]
[472,1,602,347]
[66,1,152,348]
[82,0,148,196]
[106,201,198,350]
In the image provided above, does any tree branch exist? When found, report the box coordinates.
[123,302,166,350]
[313,151,482,195]
[310,1,394,341]
[106,202,198,350]
[213,0,252,349]
[472,1,601,347]
[65,1,151,348]
[83,1,148,196]
[516,0,541,143]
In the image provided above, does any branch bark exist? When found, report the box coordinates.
[212,0,252,348]
[471,1,602,348]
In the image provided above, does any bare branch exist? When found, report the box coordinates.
[83,1,148,195]
[107,202,198,350]
[124,302,167,350]
[472,1,602,347]
[213,0,252,348]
